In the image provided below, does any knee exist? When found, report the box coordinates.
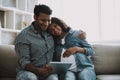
[65,71,76,80]
[78,69,96,80]
[16,71,38,80]
[46,74,58,80]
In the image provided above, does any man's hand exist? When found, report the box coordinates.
[25,63,53,78]
[78,30,86,39]
[37,65,53,77]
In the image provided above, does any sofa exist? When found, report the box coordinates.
[0,44,120,80]
[91,44,120,80]
[0,45,17,80]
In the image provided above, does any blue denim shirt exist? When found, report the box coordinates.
[15,22,54,70]
[55,29,95,71]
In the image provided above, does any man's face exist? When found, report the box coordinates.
[35,13,50,31]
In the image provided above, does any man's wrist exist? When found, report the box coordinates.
[25,63,40,76]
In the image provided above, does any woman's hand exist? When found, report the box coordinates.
[63,46,77,57]
[63,46,85,58]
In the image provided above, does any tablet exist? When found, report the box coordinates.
[49,62,72,74]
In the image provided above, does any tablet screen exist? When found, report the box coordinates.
[49,62,72,74]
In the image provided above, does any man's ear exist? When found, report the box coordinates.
[34,15,37,20]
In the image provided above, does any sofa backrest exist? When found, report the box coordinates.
[91,44,120,75]
[0,44,18,78]
[0,44,120,77]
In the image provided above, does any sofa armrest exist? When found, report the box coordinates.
[0,44,18,78]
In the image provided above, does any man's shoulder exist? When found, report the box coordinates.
[17,29,28,38]
[15,27,30,41]
[19,26,32,35]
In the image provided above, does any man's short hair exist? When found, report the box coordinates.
[34,4,52,16]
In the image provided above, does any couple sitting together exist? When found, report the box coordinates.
[15,4,96,80]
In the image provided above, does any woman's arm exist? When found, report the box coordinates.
[63,32,94,57]
[63,46,85,57]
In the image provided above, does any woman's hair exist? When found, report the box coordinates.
[48,17,71,60]
[48,17,71,40]
[50,17,70,32]
[48,17,71,46]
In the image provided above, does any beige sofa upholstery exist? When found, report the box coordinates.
[0,44,120,80]
[0,45,17,80]
[91,44,120,80]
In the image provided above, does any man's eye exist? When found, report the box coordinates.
[41,19,50,22]
[41,19,46,22]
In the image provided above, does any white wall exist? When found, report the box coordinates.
[100,0,120,41]
[38,0,120,43]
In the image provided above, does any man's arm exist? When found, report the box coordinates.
[25,63,52,77]
[15,42,52,77]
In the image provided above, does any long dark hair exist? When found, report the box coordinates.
[49,17,71,61]
[51,17,70,32]
[48,17,71,42]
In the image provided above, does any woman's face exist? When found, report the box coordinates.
[48,23,62,36]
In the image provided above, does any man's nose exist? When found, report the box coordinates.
[44,21,49,26]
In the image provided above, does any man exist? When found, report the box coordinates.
[15,4,58,80]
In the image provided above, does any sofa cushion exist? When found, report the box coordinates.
[0,44,18,77]
[97,75,120,80]
[91,44,120,75]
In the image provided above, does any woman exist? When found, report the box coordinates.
[48,17,96,80]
